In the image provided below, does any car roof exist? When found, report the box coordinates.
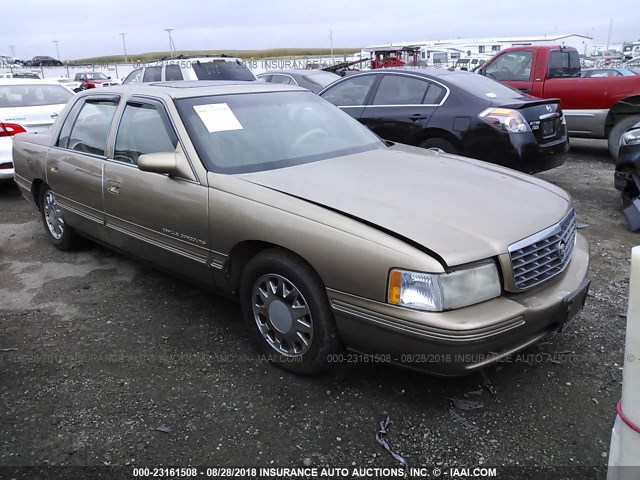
[259,69,335,75]
[0,78,62,85]
[348,67,474,78]
[89,81,306,98]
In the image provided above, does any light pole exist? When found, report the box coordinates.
[119,33,128,63]
[329,30,334,61]
[9,45,16,59]
[164,28,175,57]
[52,40,61,60]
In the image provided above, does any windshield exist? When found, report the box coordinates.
[176,91,384,174]
[0,84,72,108]
[85,72,108,80]
[192,60,256,81]
[303,71,340,87]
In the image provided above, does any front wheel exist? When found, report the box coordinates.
[40,186,77,250]
[608,115,640,160]
[239,249,341,374]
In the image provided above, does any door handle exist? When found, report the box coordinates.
[409,114,427,121]
[107,181,121,195]
[518,88,530,93]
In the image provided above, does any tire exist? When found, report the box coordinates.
[419,137,458,154]
[239,248,341,375]
[39,185,77,250]
[608,114,640,160]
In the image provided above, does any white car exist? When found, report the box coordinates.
[0,79,73,180]
[54,77,83,93]
[122,55,256,83]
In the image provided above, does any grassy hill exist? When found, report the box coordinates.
[71,48,361,64]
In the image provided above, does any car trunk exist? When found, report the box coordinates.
[498,98,565,146]
[0,104,66,133]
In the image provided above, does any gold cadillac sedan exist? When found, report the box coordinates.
[12,81,590,375]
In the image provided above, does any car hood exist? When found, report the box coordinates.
[239,145,571,267]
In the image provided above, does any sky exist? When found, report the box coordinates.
[0,0,638,60]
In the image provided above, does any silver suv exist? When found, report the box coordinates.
[122,55,256,84]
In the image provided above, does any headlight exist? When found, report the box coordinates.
[479,107,531,133]
[622,128,640,146]
[388,262,501,311]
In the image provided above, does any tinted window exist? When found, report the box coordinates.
[143,66,162,82]
[165,64,184,81]
[485,51,533,81]
[321,75,376,106]
[373,75,429,105]
[423,83,446,104]
[176,91,384,174]
[66,99,118,156]
[0,84,72,108]
[123,68,142,84]
[56,100,85,149]
[114,103,177,165]
[192,60,256,81]
[548,50,581,78]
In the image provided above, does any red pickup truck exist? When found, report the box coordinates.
[478,45,640,158]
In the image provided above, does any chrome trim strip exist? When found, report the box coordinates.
[331,299,525,342]
[106,222,208,264]
[56,196,104,224]
[508,208,574,253]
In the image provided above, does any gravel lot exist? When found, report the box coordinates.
[0,139,636,477]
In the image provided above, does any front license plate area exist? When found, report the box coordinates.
[559,279,590,331]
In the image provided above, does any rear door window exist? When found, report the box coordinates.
[142,66,162,82]
[372,75,430,105]
[165,64,184,81]
[65,99,119,156]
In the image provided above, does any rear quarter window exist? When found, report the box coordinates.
[192,61,255,81]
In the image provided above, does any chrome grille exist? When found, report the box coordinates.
[509,210,576,291]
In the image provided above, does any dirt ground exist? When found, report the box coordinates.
[0,139,637,477]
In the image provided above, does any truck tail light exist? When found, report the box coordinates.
[0,122,27,137]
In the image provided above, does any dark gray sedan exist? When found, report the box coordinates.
[257,69,340,93]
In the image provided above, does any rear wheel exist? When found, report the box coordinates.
[39,185,77,250]
[608,114,640,160]
[239,249,341,374]
[419,137,458,154]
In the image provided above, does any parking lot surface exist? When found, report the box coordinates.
[0,139,635,473]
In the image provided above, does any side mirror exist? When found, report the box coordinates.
[137,152,178,175]
[477,68,485,76]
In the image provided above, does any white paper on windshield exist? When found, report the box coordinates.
[485,92,497,98]
[193,103,243,133]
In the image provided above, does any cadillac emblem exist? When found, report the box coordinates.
[557,240,567,261]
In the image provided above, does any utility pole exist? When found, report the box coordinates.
[52,40,61,60]
[119,33,128,63]
[164,28,176,57]
[606,18,613,52]
[9,45,16,59]
[329,30,334,61]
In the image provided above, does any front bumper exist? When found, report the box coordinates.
[328,233,589,376]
